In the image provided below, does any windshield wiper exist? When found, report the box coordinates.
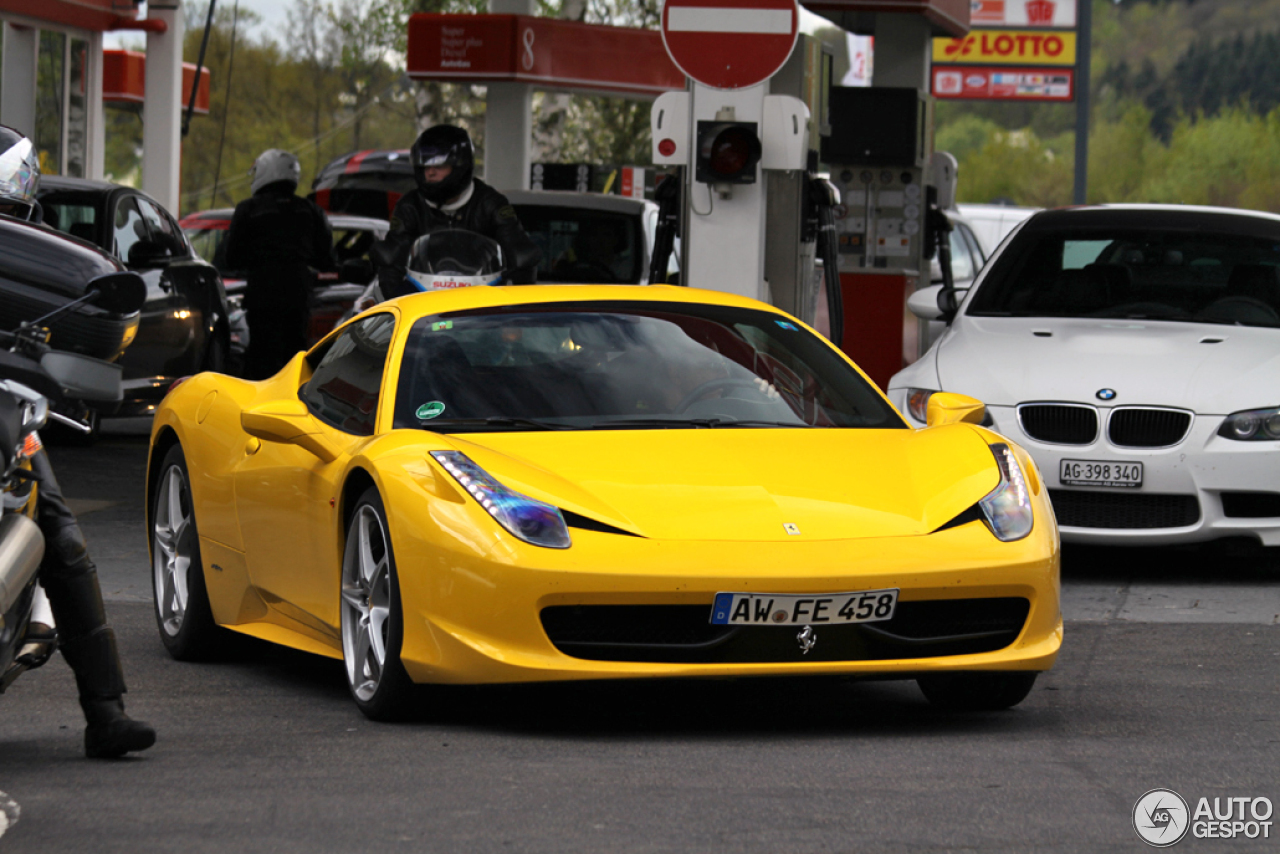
[426,417,577,431]
[590,418,812,429]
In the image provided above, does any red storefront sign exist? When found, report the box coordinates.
[1,0,138,32]
[102,51,211,114]
[970,0,1076,28]
[932,65,1074,101]
[407,14,685,97]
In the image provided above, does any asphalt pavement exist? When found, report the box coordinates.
[0,427,1276,853]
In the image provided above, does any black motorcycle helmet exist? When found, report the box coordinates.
[410,125,474,205]
[0,125,40,221]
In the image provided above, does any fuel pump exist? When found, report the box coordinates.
[648,171,681,285]
[803,153,844,347]
[821,86,930,387]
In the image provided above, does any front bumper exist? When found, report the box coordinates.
[910,399,1280,547]
[391,512,1062,686]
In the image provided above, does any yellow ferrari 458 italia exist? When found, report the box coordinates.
[147,285,1061,720]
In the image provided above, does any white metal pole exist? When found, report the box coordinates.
[0,23,38,137]
[142,2,185,214]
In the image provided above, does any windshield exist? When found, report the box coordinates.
[393,302,904,431]
[967,228,1280,327]
[36,191,101,245]
[515,206,644,284]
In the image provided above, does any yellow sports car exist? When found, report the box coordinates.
[147,285,1061,720]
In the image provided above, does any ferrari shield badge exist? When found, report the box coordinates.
[416,401,446,420]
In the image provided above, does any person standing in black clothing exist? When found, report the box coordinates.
[224,149,335,379]
[375,125,541,299]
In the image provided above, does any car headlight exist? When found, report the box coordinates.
[906,388,935,422]
[978,443,1033,542]
[431,451,571,549]
[1218,407,1280,441]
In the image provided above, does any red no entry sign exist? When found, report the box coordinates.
[661,0,799,90]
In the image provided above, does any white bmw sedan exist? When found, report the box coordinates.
[890,204,1280,547]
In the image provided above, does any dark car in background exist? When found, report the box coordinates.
[0,214,140,363]
[36,176,231,417]
[308,149,414,220]
[180,209,389,368]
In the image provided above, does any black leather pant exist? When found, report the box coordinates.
[31,449,127,704]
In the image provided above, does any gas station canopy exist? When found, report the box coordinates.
[102,50,211,115]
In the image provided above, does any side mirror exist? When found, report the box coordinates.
[925,392,986,428]
[127,239,172,268]
[87,271,147,314]
[240,399,339,462]
[340,257,376,286]
[938,286,962,322]
[907,284,946,321]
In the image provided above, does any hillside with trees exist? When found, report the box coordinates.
[937,0,1280,210]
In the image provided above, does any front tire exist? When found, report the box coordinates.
[917,672,1038,711]
[151,444,223,659]
[340,488,414,720]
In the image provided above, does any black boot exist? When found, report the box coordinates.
[58,624,156,759]
[81,697,157,759]
[35,454,156,758]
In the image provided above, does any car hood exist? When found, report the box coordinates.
[448,427,998,542]
[940,316,1280,413]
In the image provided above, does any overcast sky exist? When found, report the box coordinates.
[105,0,290,49]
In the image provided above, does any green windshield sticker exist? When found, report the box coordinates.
[431,320,453,331]
[416,401,446,420]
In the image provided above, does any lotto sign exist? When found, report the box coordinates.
[661,0,800,90]
[970,0,1077,28]
[932,29,1076,65]
[933,65,1074,101]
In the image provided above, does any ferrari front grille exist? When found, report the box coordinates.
[540,598,1030,664]
[1107,407,1192,448]
[1018,404,1098,445]
[1049,489,1200,528]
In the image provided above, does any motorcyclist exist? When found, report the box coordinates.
[224,149,335,379]
[374,124,541,298]
[0,126,155,759]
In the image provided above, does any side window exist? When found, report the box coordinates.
[300,313,396,435]
[137,197,187,257]
[113,196,146,262]
[948,228,976,282]
[959,223,986,265]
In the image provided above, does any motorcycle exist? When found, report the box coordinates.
[345,229,507,319]
[0,271,146,693]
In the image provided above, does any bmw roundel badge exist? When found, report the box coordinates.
[1096,388,1117,401]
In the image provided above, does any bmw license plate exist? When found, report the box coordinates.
[710,589,899,626]
[1059,459,1143,488]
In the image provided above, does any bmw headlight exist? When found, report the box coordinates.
[431,451,571,549]
[978,443,1033,542]
[906,388,935,423]
[1218,407,1280,441]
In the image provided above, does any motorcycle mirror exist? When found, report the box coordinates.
[87,271,147,315]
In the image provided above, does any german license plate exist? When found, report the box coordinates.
[710,589,899,626]
[1059,458,1143,488]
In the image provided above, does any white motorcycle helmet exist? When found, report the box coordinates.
[407,230,506,292]
[249,149,301,194]
[0,125,40,221]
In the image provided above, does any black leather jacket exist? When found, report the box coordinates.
[375,179,541,298]
[224,183,334,278]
